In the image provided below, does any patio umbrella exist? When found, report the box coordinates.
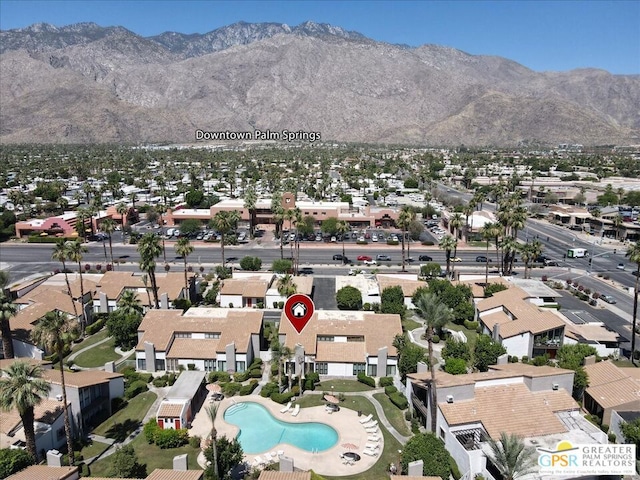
[341,442,358,451]
[207,384,222,393]
[324,394,339,404]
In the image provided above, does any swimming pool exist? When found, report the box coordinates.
[223,402,338,454]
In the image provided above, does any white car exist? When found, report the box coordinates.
[363,259,377,266]
[372,234,378,242]
[358,236,366,242]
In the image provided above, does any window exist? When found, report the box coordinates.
[205,332,221,339]
[386,365,397,376]
[137,359,146,370]
[316,362,328,375]
[347,336,364,342]
[367,364,377,376]
[155,359,165,371]
[166,358,179,372]
[217,360,227,372]
[318,335,334,342]
[440,428,445,440]
[204,359,215,372]
[235,361,246,373]
[175,332,191,338]
[353,363,366,375]
[57,427,65,440]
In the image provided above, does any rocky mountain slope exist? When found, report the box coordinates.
[1,21,638,146]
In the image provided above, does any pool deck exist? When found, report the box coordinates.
[206,395,383,476]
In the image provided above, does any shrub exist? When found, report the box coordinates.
[189,435,201,448]
[389,391,408,409]
[509,355,519,363]
[336,285,363,310]
[144,419,160,444]
[208,371,231,383]
[270,391,295,404]
[240,380,259,396]
[463,320,479,331]
[223,382,242,396]
[521,356,529,363]
[432,334,440,343]
[600,423,609,433]
[125,380,149,399]
[0,447,34,478]
[444,358,467,375]
[384,385,398,395]
[154,428,189,449]
[85,318,106,335]
[379,376,394,387]
[233,370,251,382]
[240,256,262,271]
[608,432,616,443]
[260,382,279,398]
[153,377,168,388]
[278,301,284,309]
[357,372,376,387]
[291,385,300,396]
[273,301,279,308]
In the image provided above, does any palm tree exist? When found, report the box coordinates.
[626,242,640,365]
[277,274,297,297]
[31,311,78,465]
[210,210,239,267]
[137,233,163,309]
[0,271,16,359]
[500,236,519,275]
[450,213,463,240]
[480,222,501,288]
[397,206,414,271]
[175,237,194,294]
[156,204,168,263]
[51,240,79,320]
[281,345,294,392]
[116,202,128,244]
[284,208,297,263]
[414,292,454,432]
[65,241,88,335]
[243,186,257,239]
[519,239,543,280]
[0,361,51,460]
[613,214,624,241]
[141,274,152,309]
[100,217,116,270]
[271,199,285,259]
[486,432,536,480]
[205,404,220,480]
[117,290,144,317]
[439,235,457,278]
[336,220,350,261]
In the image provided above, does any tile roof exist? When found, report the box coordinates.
[42,369,123,388]
[278,310,401,359]
[292,276,313,295]
[6,465,79,480]
[220,279,269,297]
[137,308,262,353]
[315,341,367,362]
[157,402,185,418]
[377,275,424,297]
[439,383,575,439]
[0,357,52,371]
[94,271,189,301]
[584,361,640,410]
[258,473,312,480]
[145,470,203,480]
[167,339,219,359]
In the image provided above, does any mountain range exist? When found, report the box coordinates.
[1,21,638,146]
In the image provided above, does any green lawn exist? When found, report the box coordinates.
[372,393,411,437]
[78,439,112,462]
[445,322,478,348]
[68,330,110,356]
[92,391,157,439]
[87,434,202,477]
[72,337,120,368]
[402,317,422,332]
[317,379,374,392]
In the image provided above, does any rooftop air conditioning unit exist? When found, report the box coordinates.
[446,395,454,403]
[552,383,559,391]
[56,394,63,401]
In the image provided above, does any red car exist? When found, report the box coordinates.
[357,255,372,261]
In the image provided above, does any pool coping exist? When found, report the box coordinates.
[214,395,383,476]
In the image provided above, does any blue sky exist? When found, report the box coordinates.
[1,0,638,74]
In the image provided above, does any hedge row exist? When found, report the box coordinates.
[357,372,376,387]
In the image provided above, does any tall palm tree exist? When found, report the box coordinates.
[500,236,519,275]
[519,239,543,280]
[243,186,257,239]
[175,237,194,295]
[486,432,536,480]
[0,361,51,460]
[31,311,78,465]
[397,206,414,271]
[281,345,294,392]
[450,212,464,240]
[210,210,239,267]
[137,233,163,309]
[65,241,88,335]
[51,240,79,320]
[414,292,453,432]
[626,242,640,365]
[480,222,500,288]
[284,208,297,263]
[613,214,624,241]
[156,203,168,263]
[205,404,220,480]
[292,208,303,276]
[271,199,285,259]
[439,235,457,278]
[100,217,116,270]
[116,202,128,244]
[141,274,152,310]
[0,271,16,359]
[336,220,350,261]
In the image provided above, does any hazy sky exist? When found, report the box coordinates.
[1,0,638,74]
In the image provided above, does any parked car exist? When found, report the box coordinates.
[601,295,617,304]
[358,236,366,242]
[475,256,491,263]
[363,259,377,266]
[418,255,433,261]
[372,234,378,242]
[617,263,625,270]
[376,254,391,261]
[333,254,345,260]
[357,255,372,261]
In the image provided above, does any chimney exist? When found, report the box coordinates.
[47,450,63,467]
[492,323,500,342]
[161,292,169,309]
[279,455,294,472]
[173,454,188,471]
[104,361,115,373]
[408,459,423,476]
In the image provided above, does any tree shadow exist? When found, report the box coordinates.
[104,418,141,442]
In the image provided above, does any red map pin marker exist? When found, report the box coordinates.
[284,294,315,334]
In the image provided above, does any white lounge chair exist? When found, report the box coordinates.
[362,448,379,457]
[277,450,284,457]
[264,452,274,463]
[364,420,378,428]
[367,435,380,442]
[365,427,378,434]
[253,456,264,466]
[280,401,292,413]
[365,442,380,450]
[359,413,373,424]
[291,404,300,416]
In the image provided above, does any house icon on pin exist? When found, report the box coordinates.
[292,302,307,318]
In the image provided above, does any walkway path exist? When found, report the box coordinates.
[66,333,134,371]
